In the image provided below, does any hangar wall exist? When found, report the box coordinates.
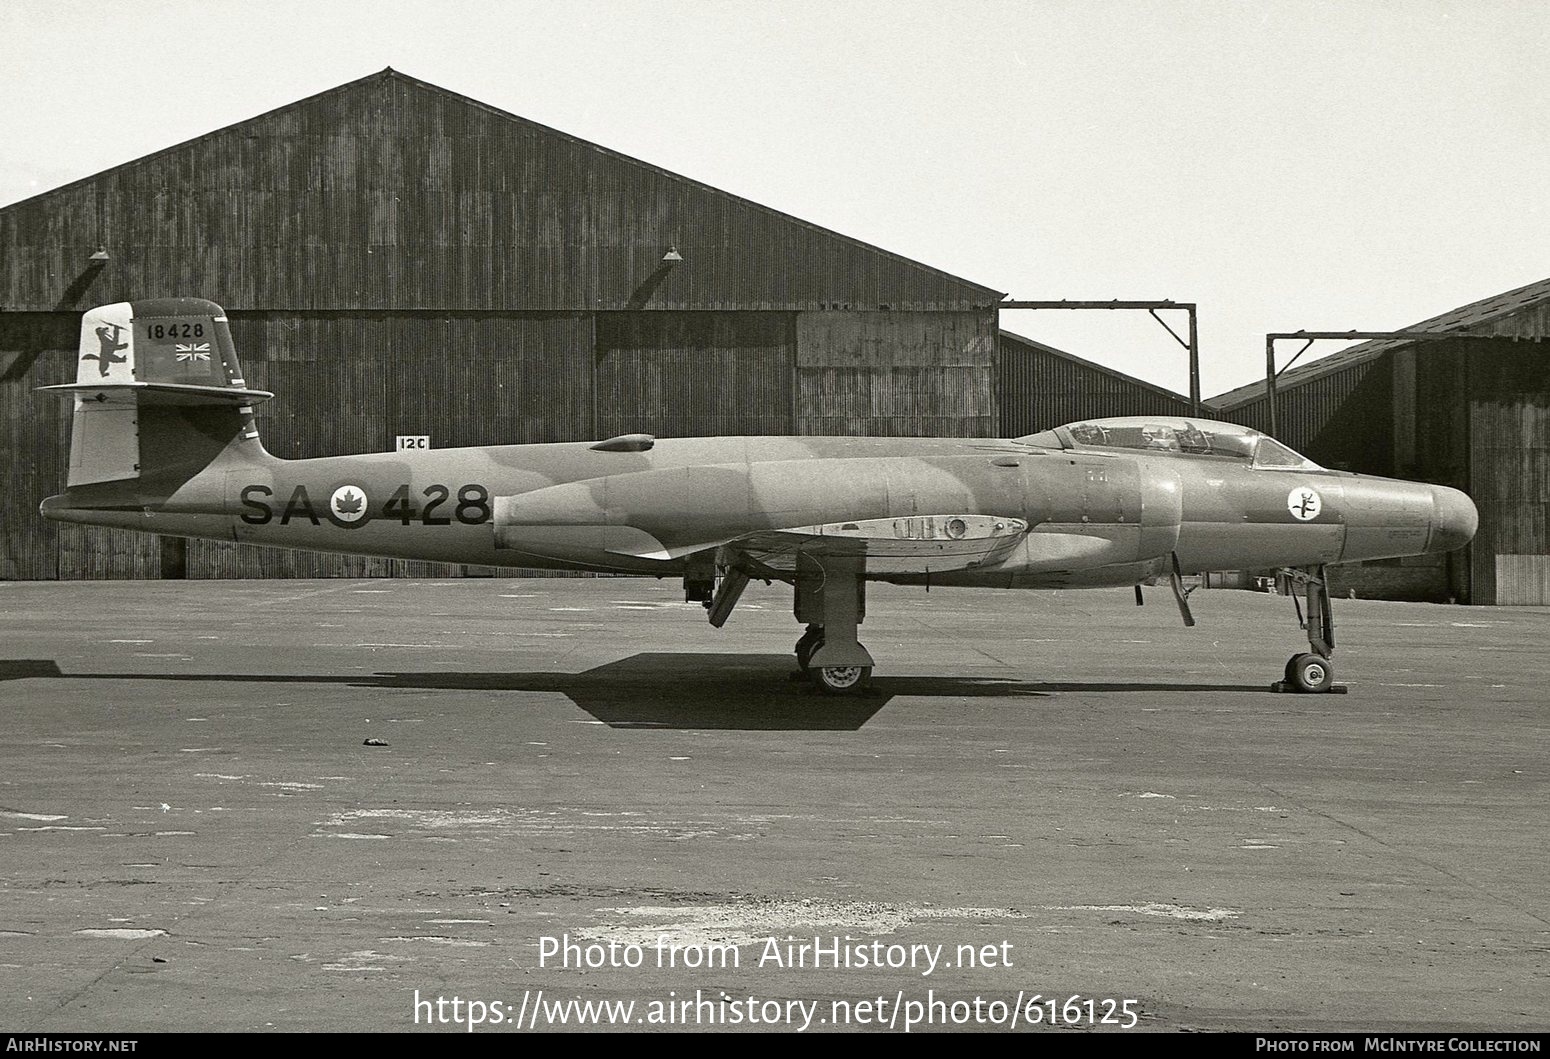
[997,331,1193,437]
[1460,339,1550,606]
[797,312,995,437]
[1215,359,1396,476]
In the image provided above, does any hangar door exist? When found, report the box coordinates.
[594,312,795,439]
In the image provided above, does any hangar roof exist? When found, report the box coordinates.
[1208,275,1550,411]
[1,68,1001,311]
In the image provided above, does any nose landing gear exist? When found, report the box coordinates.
[1272,565,1348,694]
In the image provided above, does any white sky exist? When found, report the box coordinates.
[2,0,1545,397]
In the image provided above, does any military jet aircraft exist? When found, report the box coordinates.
[40,298,1478,695]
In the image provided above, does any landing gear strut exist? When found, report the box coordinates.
[1271,565,1347,694]
[793,552,872,694]
[794,624,823,672]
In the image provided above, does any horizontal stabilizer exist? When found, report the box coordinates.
[38,381,274,406]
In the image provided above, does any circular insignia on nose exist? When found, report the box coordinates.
[1287,486,1322,522]
[330,485,369,523]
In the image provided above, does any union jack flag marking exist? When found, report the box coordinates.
[175,343,211,362]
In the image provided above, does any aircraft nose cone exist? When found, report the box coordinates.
[1429,486,1478,553]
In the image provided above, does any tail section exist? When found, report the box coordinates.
[41,298,271,490]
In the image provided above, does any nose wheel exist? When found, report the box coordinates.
[1284,652,1334,693]
[1271,566,1348,694]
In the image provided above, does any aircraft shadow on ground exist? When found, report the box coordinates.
[0,656,1261,732]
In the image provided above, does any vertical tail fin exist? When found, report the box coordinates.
[42,298,272,489]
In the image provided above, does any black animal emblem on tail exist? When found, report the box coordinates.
[81,323,128,377]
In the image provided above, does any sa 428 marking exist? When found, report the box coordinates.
[239,484,491,528]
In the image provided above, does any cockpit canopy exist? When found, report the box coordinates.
[1018,416,1321,470]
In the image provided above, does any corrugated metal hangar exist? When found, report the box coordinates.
[2,69,1545,604]
[3,69,1015,580]
[1209,278,1550,605]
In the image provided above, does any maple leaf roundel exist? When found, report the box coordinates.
[330,485,369,524]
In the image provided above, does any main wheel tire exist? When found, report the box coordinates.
[1288,653,1334,693]
[812,664,871,695]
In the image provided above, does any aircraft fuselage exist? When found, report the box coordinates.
[42,432,1475,588]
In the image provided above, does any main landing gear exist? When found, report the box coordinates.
[688,550,874,695]
[792,552,873,695]
[793,624,870,693]
[1272,565,1348,694]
